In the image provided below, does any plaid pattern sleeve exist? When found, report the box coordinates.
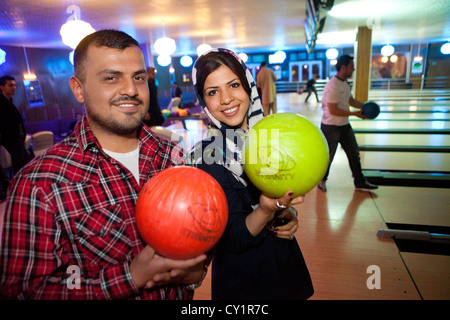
[0,117,190,300]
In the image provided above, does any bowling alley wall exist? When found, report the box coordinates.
[0,42,449,125]
[0,45,82,123]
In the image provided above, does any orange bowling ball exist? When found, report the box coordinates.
[136,166,228,259]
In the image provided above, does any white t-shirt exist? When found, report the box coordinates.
[103,147,140,184]
[320,76,352,126]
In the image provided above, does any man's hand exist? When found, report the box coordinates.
[130,245,206,289]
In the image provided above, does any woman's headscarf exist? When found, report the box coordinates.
[190,48,264,186]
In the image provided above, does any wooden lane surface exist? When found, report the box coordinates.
[355,133,450,148]
[360,151,450,172]
[193,147,424,300]
[350,119,450,130]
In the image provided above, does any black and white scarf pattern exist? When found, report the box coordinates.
[190,48,264,186]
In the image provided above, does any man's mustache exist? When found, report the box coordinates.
[110,96,143,105]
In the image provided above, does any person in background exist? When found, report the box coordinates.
[191,48,313,300]
[0,30,206,300]
[171,81,182,100]
[0,164,8,201]
[299,74,320,103]
[143,67,164,127]
[318,55,378,192]
[256,61,278,116]
[69,112,83,133]
[0,75,32,175]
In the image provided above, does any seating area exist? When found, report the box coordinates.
[0,130,55,177]
[29,131,54,157]
[24,118,75,143]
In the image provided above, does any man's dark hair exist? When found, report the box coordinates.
[0,75,15,86]
[74,29,140,82]
[335,54,354,71]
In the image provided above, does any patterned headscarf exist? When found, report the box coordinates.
[191,48,264,185]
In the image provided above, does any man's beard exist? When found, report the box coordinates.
[88,110,143,136]
[86,96,145,136]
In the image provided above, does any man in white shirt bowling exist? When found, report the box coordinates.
[318,55,378,192]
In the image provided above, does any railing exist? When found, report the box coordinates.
[163,76,449,104]
[275,76,450,93]
[275,81,327,93]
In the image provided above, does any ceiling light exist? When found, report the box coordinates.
[24,73,37,80]
[270,50,286,64]
[154,37,176,56]
[238,52,248,63]
[440,43,450,55]
[316,31,356,45]
[69,50,74,65]
[60,5,95,49]
[180,55,193,67]
[22,47,36,80]
[157,54,172,67]
[381,44,395,57]
[325,48,339,60]
[0,48,5,65]
[390,54,398,63]
[60,20,95,49]
[329,1,395,18]
[197,43,212,56]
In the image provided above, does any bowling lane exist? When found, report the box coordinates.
[378,105,449,113]
[350,119,450,130]
[399,253,450,300]
[355,133,450,147]
[360,151,450,172]
[368,89,450,113]
[353,113,450,120]
[371,185,450,301]
[371,186,450,227]
[369,89,450,101]
[284,90,450,300]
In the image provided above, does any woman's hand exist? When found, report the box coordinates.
[260,191,304,213]
[273,207,300,240]
[246,190,304,237]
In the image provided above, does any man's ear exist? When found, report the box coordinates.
[69,76,85,104]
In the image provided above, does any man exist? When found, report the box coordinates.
[171,81,182,99]
[143,67,164,127]
[0,30,206,299]
[0,75,32,174]
[256,62,278,116]
[318,55,378,192]
[299,75,320,103]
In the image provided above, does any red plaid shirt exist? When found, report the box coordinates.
[0,115,190,299]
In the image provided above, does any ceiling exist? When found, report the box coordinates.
[0,0,449,56]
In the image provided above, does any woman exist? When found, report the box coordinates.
[191,48,313,300]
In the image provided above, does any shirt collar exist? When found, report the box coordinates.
[74,114,99,154]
